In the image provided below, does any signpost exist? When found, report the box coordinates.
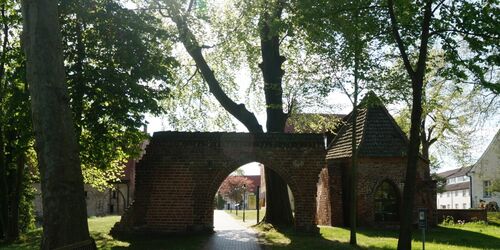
[256,186,260,224]
[418,208,428,250]
[243,184,246,222]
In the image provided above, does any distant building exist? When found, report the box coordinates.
[218,175,261,210]
[34,159,136,218]
[436,129,500,210]
[34,140,148,218]
[436,167,472,209]
[468,129,500,209]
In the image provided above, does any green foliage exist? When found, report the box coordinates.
[286,114,343,133]
[17,170,36,233]
[59,0,178,188]
[387,52,498,165]
[293,0,384,99]
[488,178,500,193]
[441,216,455,225]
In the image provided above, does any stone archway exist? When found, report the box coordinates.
[111,132,326,236]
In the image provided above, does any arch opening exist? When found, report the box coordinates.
[212,161,296,229]
[374,180,400,222]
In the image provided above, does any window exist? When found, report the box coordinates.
[441,205,446,209]
[439,193,442,198]
[374,181,399,222]
[455,204,458,209]
[484,181,492,197]
[463,189,467,197]
[455,190,458,196]
[463,203,467,209]
[449,178,456,184]
[447,204,450,209]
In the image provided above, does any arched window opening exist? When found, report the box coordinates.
[374,181,399,222]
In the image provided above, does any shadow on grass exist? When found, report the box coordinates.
[256,225,394,250]
[487,221,500,227]
[107,233,210,250]
[357,225,500,249]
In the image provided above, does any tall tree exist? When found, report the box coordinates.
[21,0,95,249]
[145,0,295,226]
[60,0,177,188]
[381,52,498,165]
[219,176,255,204]
[0,0,34,241]
[382,0,499,248]
[293,0,383,244]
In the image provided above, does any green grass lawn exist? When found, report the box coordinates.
[254,212,500,250]
[1,212,499,249]
[0,216,207,250]
[225,209,266,227]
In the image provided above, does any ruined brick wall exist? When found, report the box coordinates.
[322,156,436,227]
[111,132,326,236]
[316,168,331,225]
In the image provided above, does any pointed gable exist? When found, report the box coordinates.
[327,92,408,159]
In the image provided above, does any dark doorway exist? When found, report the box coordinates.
[374,181,399,222]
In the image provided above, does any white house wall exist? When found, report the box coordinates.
[470,130,500,208]
[437,189,470,209]
[33,183,131,218]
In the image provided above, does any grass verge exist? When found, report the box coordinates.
[0,216,208,250]
[254,218,500,250]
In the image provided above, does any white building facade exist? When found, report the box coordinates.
[468,130,500,208]
[437,167,472,209]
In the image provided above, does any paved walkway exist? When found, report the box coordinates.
[203,210,262,250]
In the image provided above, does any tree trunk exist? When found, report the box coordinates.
[0,3,9,241]
[7,153,25,240]
[170,11,263,133]
[387,0,432,248]
[258,3,293,227]
[397,81,423,250]
[0,127,7,240]
[21,1,95,249]
[167,1,292,227]
[349,49,360,245]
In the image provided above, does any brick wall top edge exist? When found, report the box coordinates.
[151,131,325,144]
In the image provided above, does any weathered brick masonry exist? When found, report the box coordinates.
[316,93,437,227]
[111,132,326,236]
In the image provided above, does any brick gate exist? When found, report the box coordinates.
[111,132,326,236]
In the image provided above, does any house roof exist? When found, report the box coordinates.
[444,182,470,191]
[437,166,472,179]
[470,128,500,173]
[326,92,409,159]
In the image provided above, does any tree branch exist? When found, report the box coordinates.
[169,8,263,133]
[429,28,499,40]
[432,0,446,14]
[387,0,415,78]
[415,0,433,81]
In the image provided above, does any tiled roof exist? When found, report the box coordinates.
[326,92,408,159]
[437,166,472,179]
[444,182,470,192]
